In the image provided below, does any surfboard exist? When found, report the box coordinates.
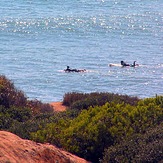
[109,63,140,67]
[109,63,122,67]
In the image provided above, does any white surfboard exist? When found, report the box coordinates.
[108,63,122,67]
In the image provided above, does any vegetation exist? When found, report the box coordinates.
[31,100,163,162]
[101,122,163,163]
[0,75,54,138]
[63,92,139,108]
[0,75,162,163]
[63,92,140,118]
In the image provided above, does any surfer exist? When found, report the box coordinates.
[130,61,137,67]
[109,61,139,67]
[121,61,130,67]
[64,66,71,72]
[64,66,86,72]
[121,61,139,67]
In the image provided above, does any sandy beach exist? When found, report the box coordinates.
[50,102,67,112]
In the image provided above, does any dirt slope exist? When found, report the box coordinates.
[0,131,90,163]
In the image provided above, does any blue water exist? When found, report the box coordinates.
[0,0,163,102]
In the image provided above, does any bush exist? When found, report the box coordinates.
[0,75,54,139]
[31,97,163,163]
[0,112,13,129]
[27,100,53,115]
[63,92,88,106]
[0,75,53,115]
[155,94,163,108]
[9,112,56,139]
[0,75,27,108]
[63,92,140,111]
[101,123,163,163]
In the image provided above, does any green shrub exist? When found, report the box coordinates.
[31,117,70,147]
[0,112,13,129]
[155,94,163,108]
[0,105,32,129]
[9,112,59,139]
[63,92,88,106]
[64,92,140,111]
[27,100,53,114]
[31,97,162,163]
[101,123,163,163]
[0,75,27,108]
[0,75,54,139]
[0,75,53,115]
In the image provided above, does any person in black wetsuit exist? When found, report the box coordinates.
[121,61,130,67]
[64,66,86,72]
[121,61,138,67]
[64,66,71,72]
[130,61,137,67]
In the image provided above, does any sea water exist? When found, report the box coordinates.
[0,0,163,102]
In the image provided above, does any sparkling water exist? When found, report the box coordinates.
[0,0,163,102]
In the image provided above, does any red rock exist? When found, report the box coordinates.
[0,131,90,163]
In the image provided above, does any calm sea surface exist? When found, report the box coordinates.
[0,0,163,102]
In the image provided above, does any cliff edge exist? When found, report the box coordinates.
[0,131,89,163]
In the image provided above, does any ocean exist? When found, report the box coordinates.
[0,0,163,102]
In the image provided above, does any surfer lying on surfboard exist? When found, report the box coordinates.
[109,61,139,67]
[64,66,86,72]
[121,61,139,67]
